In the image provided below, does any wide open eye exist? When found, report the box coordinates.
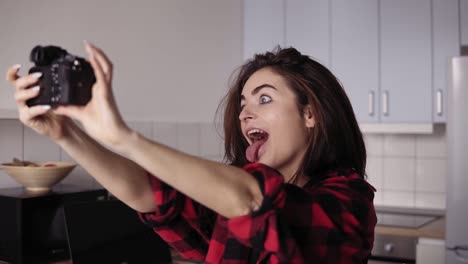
[260,95,272,104]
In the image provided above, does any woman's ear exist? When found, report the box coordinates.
[303,105,315,128]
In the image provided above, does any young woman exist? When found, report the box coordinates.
[6,43,376,263]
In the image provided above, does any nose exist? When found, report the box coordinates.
[239,104,255,122]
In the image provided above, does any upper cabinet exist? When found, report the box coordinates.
[243,0,285,61]
[380,0,432,123]
[286,0,330,68]
[331,0,379,123]
[243,0,460,132]
[433,0,460,123]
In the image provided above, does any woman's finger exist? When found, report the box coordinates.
[85,42,113,81]
[5,64,21,83]
[12,72,42,91]
[14,85,41,106]
[85,46,107,87]
[20,104,51,122]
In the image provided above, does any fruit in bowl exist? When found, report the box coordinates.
[1,158,77,192]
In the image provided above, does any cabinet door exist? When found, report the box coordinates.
[331,0,379,123]
[285,0,330,68]
[432,0,460,123]
[416,238,445,264]
[243,0,285,61]
[380,0,432,123]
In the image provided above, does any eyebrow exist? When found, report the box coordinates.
[240,84,277,101]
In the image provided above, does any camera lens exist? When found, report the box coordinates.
[30,45,67,66]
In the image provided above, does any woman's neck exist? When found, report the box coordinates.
[285,173,309,188]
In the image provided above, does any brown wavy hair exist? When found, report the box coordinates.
[217,46,366,182]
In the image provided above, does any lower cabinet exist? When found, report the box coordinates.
[416,238,445,264]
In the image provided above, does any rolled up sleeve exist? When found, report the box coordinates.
[226,163,304,263]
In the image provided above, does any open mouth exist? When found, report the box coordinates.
[245,128,269,162]
[246,128,269,145]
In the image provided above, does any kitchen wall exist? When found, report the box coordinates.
[0,0,243,122]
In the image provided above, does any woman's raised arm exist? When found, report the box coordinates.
[52,42,263,218]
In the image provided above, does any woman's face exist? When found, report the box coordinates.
[239,67,314,180]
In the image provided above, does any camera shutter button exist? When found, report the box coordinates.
[72,60,81,71]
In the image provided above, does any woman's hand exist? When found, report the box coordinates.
[6,65,72,141]
[53,42,132,148]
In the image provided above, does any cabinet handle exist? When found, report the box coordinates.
[436,89,443,116]
[382,90,389,116]
[368,91,375,116]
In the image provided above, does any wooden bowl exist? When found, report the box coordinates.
[1,161,76,192]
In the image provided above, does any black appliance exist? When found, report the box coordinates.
[0,185,108,264]
[62,199,171,264]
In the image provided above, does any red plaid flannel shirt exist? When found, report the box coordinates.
[138,163,376,263]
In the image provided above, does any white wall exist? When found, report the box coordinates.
[0,0,243,122]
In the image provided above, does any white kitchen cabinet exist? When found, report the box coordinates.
[285,0,330,67]
[416,238,445,264]
[244,0,459,132]
[331,0,379,123]
[432,0,460,123]
[380,0,432,123]
[243,0,285,61]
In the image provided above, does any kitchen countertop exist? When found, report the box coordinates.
[375,216,445,239]
[374,206,446,239]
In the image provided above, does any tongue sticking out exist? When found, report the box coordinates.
[246,139,267,162]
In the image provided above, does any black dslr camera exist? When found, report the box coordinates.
[27,45,95,107]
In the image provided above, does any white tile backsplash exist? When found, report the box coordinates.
[127,121,153,139]
[23,127,60,162]
[383,157,415,191]
[152,122,178,149]
[176,123,200,156]
[200,123,224,157]
[415,192,446,209]
[364,128,448,209]
[383,134,416,157]
[365,134,384,157]
[415,158,446,192]
[373,190,384,205]
[383,191,415,207]
[0,118,448,210]
[0,120,23,188]
[416,125,447,158]
[366,157,383,190]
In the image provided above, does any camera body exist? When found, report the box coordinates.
[27,45,95,107]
